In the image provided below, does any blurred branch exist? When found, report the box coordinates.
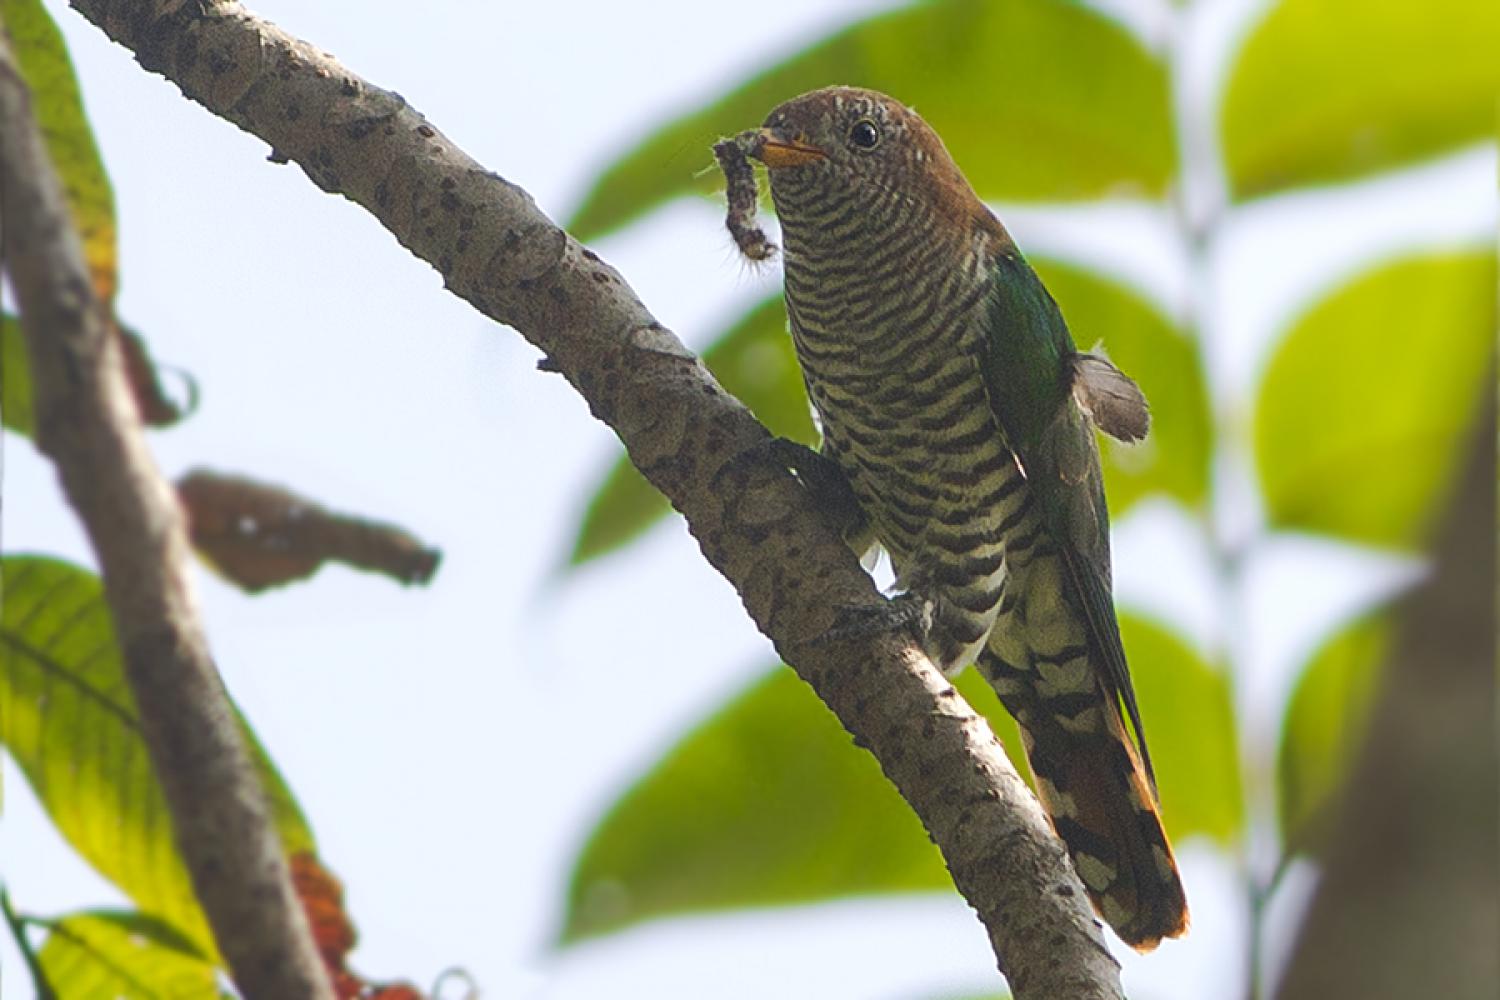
[0,29,331,1000]
[60,0,1124,994]
[1275,386,1498,999]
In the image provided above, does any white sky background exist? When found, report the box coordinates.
[1,0,1494,997]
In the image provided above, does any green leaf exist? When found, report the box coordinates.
[560,614,1234,941]
[1254,251,1496,547]
[1,0,119,301]
[1034,260,1212,515]
[1222,0,1500,199]
[0,556,316,955]
[37,911,221,999]
[1277,613,1390,854]
[1120,615,1242,844]
[569,0,1174,240]
[569,296,814,564]
[2,314,36,437]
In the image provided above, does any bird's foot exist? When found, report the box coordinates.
[724,437,868,542]
[810,592,933,648]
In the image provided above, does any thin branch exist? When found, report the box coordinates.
[1275,390,1498,1000]
[0,30,332,1000]
[0,888,56,1000]
[63,1,1125,995]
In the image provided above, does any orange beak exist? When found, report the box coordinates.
[753,129,827,169]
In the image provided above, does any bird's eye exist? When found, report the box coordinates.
[849,119,880,150]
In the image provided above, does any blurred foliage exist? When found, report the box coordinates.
[1,314,36,437]
[36,911,221,1000]
[0,556,316,958]
[1222,0,1500,199]
[568,0,1173,240]
[562,614,1235,941]
[1276,614,1390,855]
[570,262,1210,565]
[1,0,118,302]
[1255,251,1496,548]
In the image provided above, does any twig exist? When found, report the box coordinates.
[0,29,332,1000]
[0,888,56,1000]
[61,1,1125,994]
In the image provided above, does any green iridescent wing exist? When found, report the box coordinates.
[978,250,1157,786]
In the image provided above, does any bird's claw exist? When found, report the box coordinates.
[810,592,932,648]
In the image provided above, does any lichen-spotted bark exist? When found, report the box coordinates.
[0,27,331,1000]
[64,2,1125,994]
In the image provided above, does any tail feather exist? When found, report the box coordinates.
[981,649,1189,950]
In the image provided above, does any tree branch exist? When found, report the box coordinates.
[63,1,1124,994]
[1275,389,1498,1000]
[0,28,332,1000]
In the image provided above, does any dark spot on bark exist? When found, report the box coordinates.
[922,717,937,739]
[591,271,610,284]
[266,148,290,165]
[581,248,600,262]
[548,285,568,305]
[417,124,436,138]
[342,79,358,96]
[503,230,522,252]
[440,191,460,211]
[441,176,457,190]
[286,102,302,121]
[1056,885,1075,898]
[346,119,376,140]
[374,180,390,208]
[423,226,435,238]
[456,237,469,254]
[384,124,396,136]
[439,254,453,274]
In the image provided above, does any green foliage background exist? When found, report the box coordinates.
[0,0,1493,996]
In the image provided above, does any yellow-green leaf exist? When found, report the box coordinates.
[569,0,1174,240]
[0,556,315,955]
[2,0,118,301]
[2,314,36,437]
[1254,251,1496,547]
[1277,613,1390,854]
[560,614,1235,941]
[1222,0,1500,199]
[569,296,814,564]
[37,911,220,1000]
[1034,261,1212,516]
[1122,615,1242,845]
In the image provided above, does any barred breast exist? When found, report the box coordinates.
[773,178,1045,674]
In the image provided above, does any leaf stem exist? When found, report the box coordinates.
[0,887,57,1000]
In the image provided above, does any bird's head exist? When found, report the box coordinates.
[748,86,999,243]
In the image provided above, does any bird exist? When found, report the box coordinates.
[736,86,1189,950]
